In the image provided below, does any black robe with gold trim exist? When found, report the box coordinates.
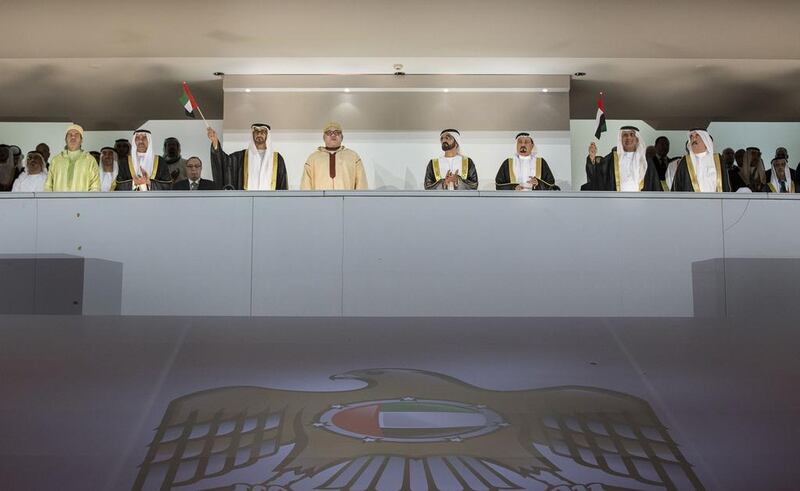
[765,168,797,193]
[424,157,478,190]
[494,157,557,190]
[114,155,173,191]
[209,146,288,190]
[671,154,731,192]
[586,149,662,192]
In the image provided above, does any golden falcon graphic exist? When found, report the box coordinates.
[134,369,702,491]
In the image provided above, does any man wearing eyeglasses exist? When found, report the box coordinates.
[172,157,217,190]
[300,121,368,190]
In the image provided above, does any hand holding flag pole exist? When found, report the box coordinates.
[180,82,209,129]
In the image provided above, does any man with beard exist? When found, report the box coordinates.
[12,151,47,192]
[671,129,730,192]
[301,122,367,190]
[585,126,661,191]
[766,153,796,193]
[98,147,119,192]
[0,144,16,191]
[114,129,173,191]
[208,123,288,190]
[495,132,557,190]
[44,124,100,192]
[163,137,187,184]
[424,129,478,190]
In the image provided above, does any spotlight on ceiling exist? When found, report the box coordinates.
[213,71,225,77]
[573,72,586,77]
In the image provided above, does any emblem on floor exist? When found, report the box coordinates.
[134,369,702,490]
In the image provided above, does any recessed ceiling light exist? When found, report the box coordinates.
[542,88,549,93]
[245,88,251,93]
[443,88,449,93]
[344,88,351,93]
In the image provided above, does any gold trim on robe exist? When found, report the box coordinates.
[243,151,279,190]
[768,181,795,193]
[271,152,279,190]
[127,155,161,190]
[507,157,542,185]
[243,151,249,190]
[686,153,723,192]
[433,157,469,182]
[613,152,645,191]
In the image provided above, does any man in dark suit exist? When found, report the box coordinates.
[172,156,217,190]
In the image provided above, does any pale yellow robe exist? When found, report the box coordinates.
[300,146,368,190]
[44,150,100,192]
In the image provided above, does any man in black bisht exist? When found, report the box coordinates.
[585,126,662,192]
[206,124,288,190]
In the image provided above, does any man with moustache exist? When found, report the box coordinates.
[44,124,100,192]
[671,129,730,192]
[208,123,288,190]
[424,129,478,190]
[585,126,661,191]
[301,122,367,190]
[495,132,557,190]
[114,129,173,191]
[172,156,217,190]
[766,153,796,193]
[98,147,119,192]
[12,151,48,192]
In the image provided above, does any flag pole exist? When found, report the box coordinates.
[183,81,210,129]
[196,105,210,129]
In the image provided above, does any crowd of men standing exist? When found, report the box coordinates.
[1,122,797,194]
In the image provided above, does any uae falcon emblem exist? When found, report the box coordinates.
[134,369,703,490]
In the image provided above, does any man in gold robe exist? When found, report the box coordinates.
[300,122,367,190]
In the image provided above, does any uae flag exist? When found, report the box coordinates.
[594,92,607,139]
[179,82,198,118]
[331,401,487,439]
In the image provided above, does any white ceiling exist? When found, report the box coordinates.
[1,0,799,129]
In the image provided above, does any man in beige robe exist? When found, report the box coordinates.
[300,122,368,190]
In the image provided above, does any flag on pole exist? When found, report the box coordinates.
[594,92,607,139]
[179,82,198,118]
